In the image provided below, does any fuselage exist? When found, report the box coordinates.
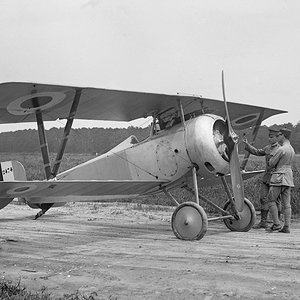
[57,114,230,191]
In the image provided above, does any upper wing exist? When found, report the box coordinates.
[0,179,168,200]
[0,82,286,129]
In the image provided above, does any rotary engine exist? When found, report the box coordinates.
[185,114,231,177]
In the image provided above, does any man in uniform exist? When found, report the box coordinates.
[267,127,295,233]
[243,126,280,228]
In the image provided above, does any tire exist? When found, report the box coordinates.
[223,198,256,232]
[171,202,208,240]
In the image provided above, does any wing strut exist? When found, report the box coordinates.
[34,97,52,180]
[51,88,82,177]
[177,99,186,129]
[34,88,82,219]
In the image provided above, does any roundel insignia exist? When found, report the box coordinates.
[7,184,37,196]
[231,113,260,129]
[7,92,66,115]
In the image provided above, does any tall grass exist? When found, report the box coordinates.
[0,280,97,300]
[1,153,299,215]
[243,155,300,215]
[0,153,95,180]
[0,280,51,300]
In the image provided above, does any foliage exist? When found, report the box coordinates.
[243,157,300,216]
[0,123,300,155]
[1,153,299,214]
[239,123,300,154]
[132,155,300,215]
[0,126,150,155]
[0,122,299,214]
[0,153,95,180]
[0,280,98,300]
[0,280,50,300]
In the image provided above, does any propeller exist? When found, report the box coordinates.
[222,71,244,212]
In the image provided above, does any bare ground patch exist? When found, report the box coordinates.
[1,202,299,299]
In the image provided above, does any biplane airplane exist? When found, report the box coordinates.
[0,74,286,240]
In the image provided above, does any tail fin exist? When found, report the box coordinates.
[1,160,27,181]
[0,161,27,209]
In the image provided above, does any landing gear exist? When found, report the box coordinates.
[223,198,256,232]
[166,165,255,240]
[171,202,208,240]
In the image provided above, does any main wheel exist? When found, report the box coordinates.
[171,202,208,240]
[223,198,256,232]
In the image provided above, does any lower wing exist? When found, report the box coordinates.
[0,179,168,204]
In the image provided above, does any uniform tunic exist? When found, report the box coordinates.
[268,140,295,212]
[245,142,279,210]
[269,140,295,187]
[245,142,279,184]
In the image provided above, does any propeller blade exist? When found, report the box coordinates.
[222,71,238,143]
[222,71,244,212]
[230,144,245,212]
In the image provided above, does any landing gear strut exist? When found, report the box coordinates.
[170,166,208,241]
[166,171,255,241]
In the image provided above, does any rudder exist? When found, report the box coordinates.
[1,160,27,181]
[0,160,27,209]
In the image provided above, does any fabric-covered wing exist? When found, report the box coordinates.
[0,82,286,129]
[0,180,168,200]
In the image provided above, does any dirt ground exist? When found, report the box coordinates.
[0,202,299,300]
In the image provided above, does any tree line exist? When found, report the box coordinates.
[241,122,300,154]
[0,126,149,154]
[0,122,299,154]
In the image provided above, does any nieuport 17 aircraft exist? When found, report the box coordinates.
[0,73,286,240]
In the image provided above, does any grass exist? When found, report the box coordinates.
[0,153,95,181]
[0,279,99,300]
[1,154,299,299]
[131,155,300,215]
[0,280,50,300]
[1,152,299,214]
[242,154,300,215]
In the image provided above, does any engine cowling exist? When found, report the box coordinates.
[185,114,230,177]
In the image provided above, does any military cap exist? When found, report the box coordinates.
[268,125,280,133]
[279,127,292,139]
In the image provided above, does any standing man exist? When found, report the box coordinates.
[243,126,280,228]
[267,128,295,233]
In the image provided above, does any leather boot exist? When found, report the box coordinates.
[253,209,268,229]
[279,225,290,233]
[269,204,280,225]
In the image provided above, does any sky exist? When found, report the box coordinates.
[0,0,299,132]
